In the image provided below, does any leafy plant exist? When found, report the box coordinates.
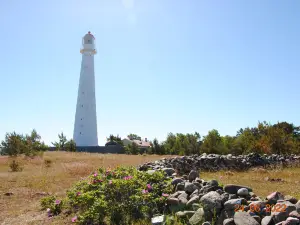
[43,166,173,224]
[9,159,23,172]
[40,196,63,216]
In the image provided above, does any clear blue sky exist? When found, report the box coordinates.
[0,0,299,146]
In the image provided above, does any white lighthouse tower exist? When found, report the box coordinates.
[73,31,98,146]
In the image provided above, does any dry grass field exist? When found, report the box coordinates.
[1,152,300,225]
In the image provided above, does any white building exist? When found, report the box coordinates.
[73,32,98,146]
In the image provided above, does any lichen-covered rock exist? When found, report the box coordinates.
[233,211,260,225]
[189,208,205,225]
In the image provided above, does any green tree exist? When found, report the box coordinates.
[0,132,25,156]
[106,134,124,146]
[52,132,67,151]
[200,129,223,154]
[127,134,141,141]
[65,139,77,152]
[125,142,139,155]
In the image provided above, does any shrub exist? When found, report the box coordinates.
[42,167,173,224]
[9,159,23,172]
[40,196,63,216]
[44,158,52,168]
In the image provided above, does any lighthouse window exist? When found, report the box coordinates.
[80,132,82,134]
[81,105,83,107]
[81,118,83,120]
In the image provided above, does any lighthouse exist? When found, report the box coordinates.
[73,32,98,146]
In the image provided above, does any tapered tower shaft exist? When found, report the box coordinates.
[73,32,98,146]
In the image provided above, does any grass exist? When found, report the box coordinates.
[0,152,173,225]
[0,152,300,225]
[201,166,300,200]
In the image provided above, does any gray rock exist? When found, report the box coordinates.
[151,215,165,225]
[162,168,175,176]
[192,203,201,211]
[252,215,261,223]
[261,215,274,225]
[295,200,300,213]
[223,218,235,225]
[289,210,300,219]
[178,192,188,200]
[267,192,284,205]
[170,191,185,198]
[207,179,219,187]
[175,211,195,218]
[284,196,298,204]
[272,201,296,223]
[172,178,184,186]
[195,177,202,183]
[187,196,200,207]
[200,191,223,213]
[188,170,199,181]
[202,222,211,225]
[224,199,246,210]
[185,182,198,194]
[179,197,188,205]
[176,182,185,191]
[237,188,249,197]
[190,189,200,199]
[224,184,253,194]
[283,217,299,225]
[233,211,260,225]
[189,208,205,225]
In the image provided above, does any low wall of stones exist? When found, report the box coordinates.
[138,153,300,174]
[149,168,300,225]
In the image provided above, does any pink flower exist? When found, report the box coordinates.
[55,199,61,205]
[160,197,163,201]
[76,192,81,196]
[142,189,148,194]
[46,208,51,213]
[109,180,112,184]
[93,173,98,177]
[124,176,133,180]
[147,184,152,190]
[72,216,77,222]
[162,193,169,197]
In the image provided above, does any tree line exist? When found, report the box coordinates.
[110,121,300,155]
[1,121,300,157]
[0,130,75,157]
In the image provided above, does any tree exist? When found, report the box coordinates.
[0,132,25,156]
[200,129,223,154]
[52,132,68,151]
[0,130,48,157]
[127,134,141,141]
[106,134,124,146]
[65,139,77,152]
[125,142,139,155]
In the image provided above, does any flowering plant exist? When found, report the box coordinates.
[41,166,172,224]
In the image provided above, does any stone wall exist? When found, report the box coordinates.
[138,153,300,174]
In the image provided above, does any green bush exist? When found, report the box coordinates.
[40,195,63,216]
[9,159,23,172]
[42,167,173,224]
